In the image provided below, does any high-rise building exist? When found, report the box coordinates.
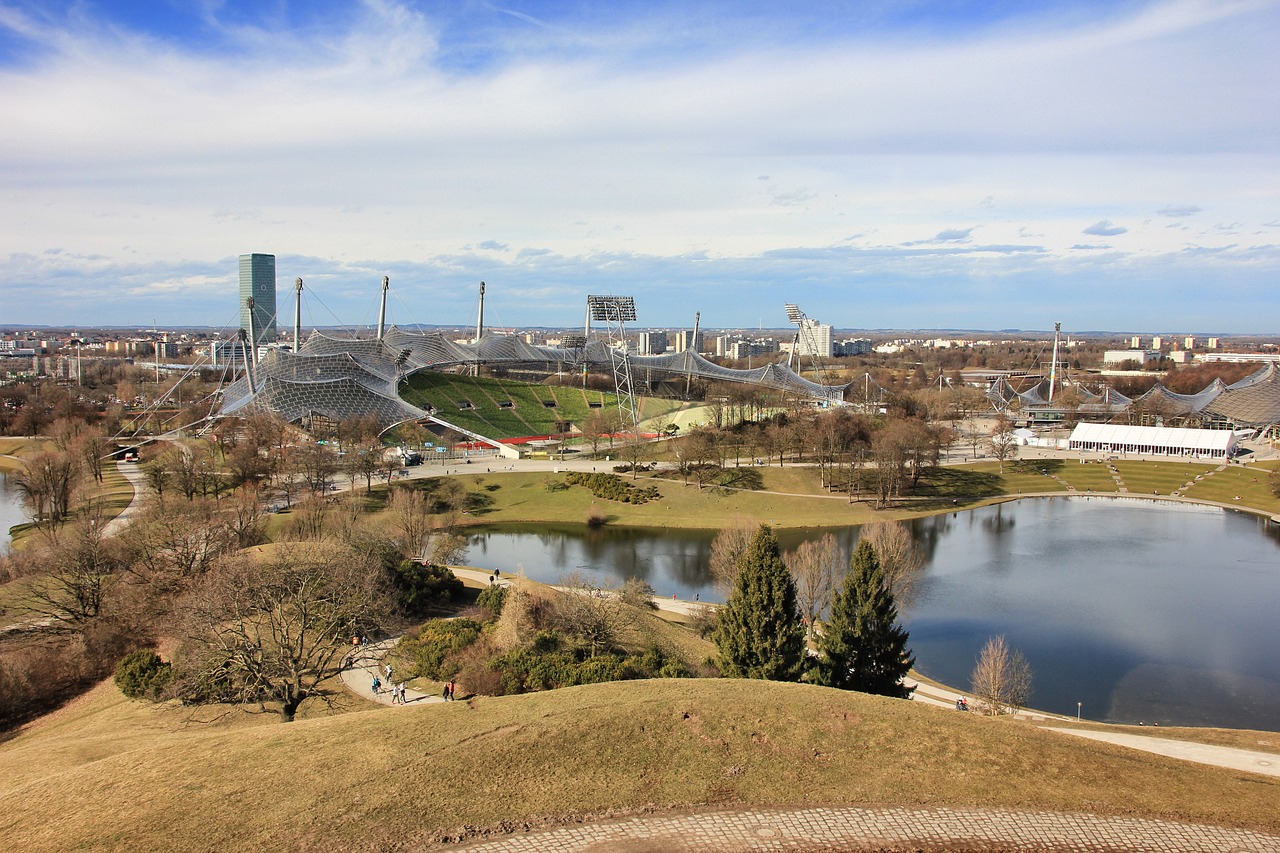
[239,253,277,344]
[638,331,668,355]
[795,319,833,358]
[674,330,703,353]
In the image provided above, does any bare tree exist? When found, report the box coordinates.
[783,533,845,628]
[20,515,123,628]
[387,486,431,558]
[12,450,80,525]
[708,519,756,596]
[179,543,388,721]
[556,574,629,658]
[969,634,1033,716]
[989,413,1020,473]
[861,521,925,605]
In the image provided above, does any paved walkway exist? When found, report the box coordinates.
[1046,727,1280,779]
[452,805,1280,852]
[101,458,148,537]
[338,638,447,706]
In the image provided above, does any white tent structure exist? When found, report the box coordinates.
[1067,423,1237,459]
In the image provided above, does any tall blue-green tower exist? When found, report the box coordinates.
[238,253,277,344]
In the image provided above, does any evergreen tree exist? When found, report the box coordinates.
[813,539,915,698]
[712,525,806,681]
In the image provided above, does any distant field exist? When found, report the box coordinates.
[398,372,687,440]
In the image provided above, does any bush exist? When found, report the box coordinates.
[113,649,173,700]
[399,618,485,680]
[475,583,508,617]
[563,472,660,504]
[620,578,658,609]
[393,560,465,616]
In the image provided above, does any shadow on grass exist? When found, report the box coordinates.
[909,466,1004,507]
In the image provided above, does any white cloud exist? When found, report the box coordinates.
[0,1,1276,330]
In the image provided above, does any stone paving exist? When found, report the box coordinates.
[453,806,1280,852]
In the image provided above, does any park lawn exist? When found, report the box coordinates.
[1053,460,1123,493]
[1112,460,1218,496]
[1,677,1277,853]
[443,470,898,529]
[1181,464,1280,514]
[0,438,54,473]
[956,460,1071,498]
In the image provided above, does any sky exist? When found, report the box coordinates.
[0,0,1277,336]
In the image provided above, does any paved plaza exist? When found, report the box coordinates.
[452,806,1280,852]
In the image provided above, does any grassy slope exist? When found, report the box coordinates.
[0,678,1276,852]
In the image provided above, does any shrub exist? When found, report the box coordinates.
[399,618,485,680]
[620,577,658,610]
[113,649,173,700]
[564,472,660,504]
[393,560,465,616]
[475,583,508,617]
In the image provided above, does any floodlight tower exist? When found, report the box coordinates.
[587,294,640,441]
[784,303,828,385]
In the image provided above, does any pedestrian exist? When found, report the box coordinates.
[447,680,456,701]
[385,663,392,681]
[398,682,406,703]
[371,676,381,695]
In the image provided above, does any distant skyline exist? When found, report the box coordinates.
[1,1,1277,334]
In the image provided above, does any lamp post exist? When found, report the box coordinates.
[1077,702,1082,722]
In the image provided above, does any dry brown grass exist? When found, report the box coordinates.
[0,677,1276,852]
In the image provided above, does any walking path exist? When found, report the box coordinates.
[338,638,446,706]
[1045,727,1280,779]
[452,805,1280,852]
[101,458,148,537]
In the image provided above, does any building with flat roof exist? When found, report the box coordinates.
[239,253,277,344]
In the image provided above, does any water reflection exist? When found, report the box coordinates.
[0,472,33,555]
[467,497,1280,731]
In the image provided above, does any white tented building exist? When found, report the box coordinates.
[1067,423,1237,459]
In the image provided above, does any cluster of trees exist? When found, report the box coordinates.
[709,522,1033,715]
[667,407,956,507]
[711,524,915,697]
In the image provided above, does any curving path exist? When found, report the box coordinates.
[451,805,1280,852]
[338,638,446,706]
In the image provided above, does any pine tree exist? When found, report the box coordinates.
[712,525,806,681]
[813,539,915,698]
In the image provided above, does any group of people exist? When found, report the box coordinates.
[370,674,410,703]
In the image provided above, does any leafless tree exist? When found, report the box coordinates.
[20,514,123,628]
[179,543,389,721]
[861,520,925,605]
[969,634,1033,716]
[556,573,629,658]
[708,519,756,596]
[783,533,845,628]
[387,486,431,558]
[12,450,80,525]
[989,413,1020,473]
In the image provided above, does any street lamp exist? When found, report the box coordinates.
[1077,702,1082,722]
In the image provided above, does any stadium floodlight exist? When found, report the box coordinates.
[784,303,805,324]
[587,295,637,322]
[560,333,588,349]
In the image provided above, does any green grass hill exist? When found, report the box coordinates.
[0,677,1276,851]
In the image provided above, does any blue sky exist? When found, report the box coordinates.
[1,0,1277,335]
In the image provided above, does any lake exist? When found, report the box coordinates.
[465,497,1280,731]
[0,472,32,555]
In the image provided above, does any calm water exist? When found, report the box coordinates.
[466,498,1280,731]
[0,472,31,555]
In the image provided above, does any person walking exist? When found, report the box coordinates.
[371,676,381,695]
[385,663,393,682]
